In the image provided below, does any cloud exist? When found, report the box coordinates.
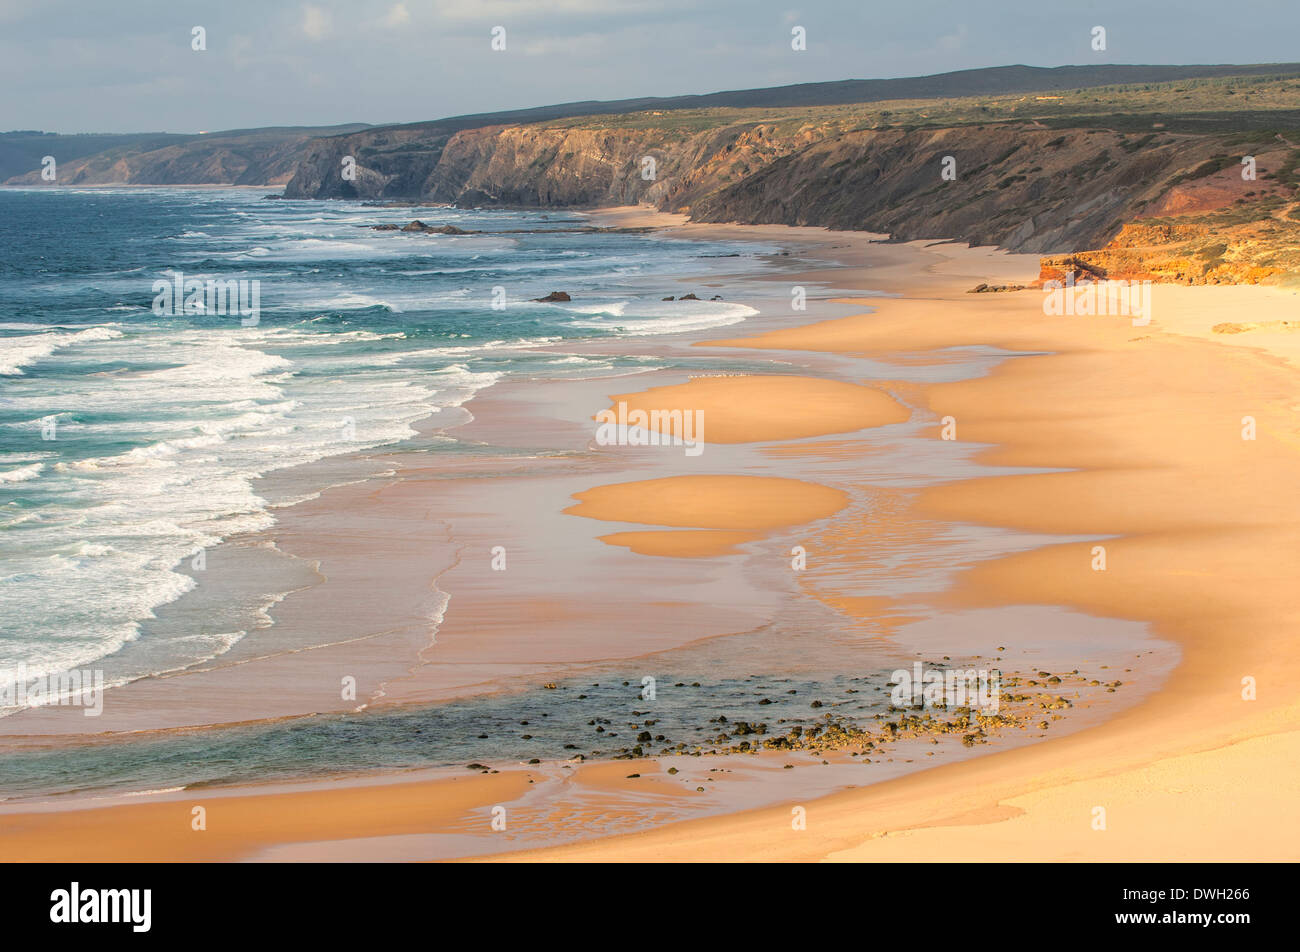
[432,0,670,22]
[300,4,332,41]
[382,3,410,28]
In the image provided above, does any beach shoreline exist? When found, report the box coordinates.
[2,207,1296,861]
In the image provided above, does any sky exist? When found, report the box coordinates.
[2,0,1298,134]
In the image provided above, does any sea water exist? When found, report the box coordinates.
[0,187,768,707]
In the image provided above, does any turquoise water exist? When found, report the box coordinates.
[0,666,898,799]
[0,187,772,705]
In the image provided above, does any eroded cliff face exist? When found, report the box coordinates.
[1035,149,1300,284]
[282,125,457,199]
[280,116,1300,275]
[286,119,1275,254]
[283,119,830,210]
[423,124,665,206]
[688,125,1203,253]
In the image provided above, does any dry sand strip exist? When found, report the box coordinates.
[565,473,849,558]
[0,771,535,863]
[0,761,709,863]
[601,374,909,444]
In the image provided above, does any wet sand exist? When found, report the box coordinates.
[3,210,1296,861]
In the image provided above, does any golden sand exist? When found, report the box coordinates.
[602,374,908,443]
[595,529,763,558]
[0,771,534,863]
[564,474,848,531]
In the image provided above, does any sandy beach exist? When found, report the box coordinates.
[2,208,1297,862]
[475,221,1300,860]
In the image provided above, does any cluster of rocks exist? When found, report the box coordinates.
[372,220,472,234]
[458,666,1128,773]
[531,291,727,303]
[362,201,447,209]
[367,219,656,237]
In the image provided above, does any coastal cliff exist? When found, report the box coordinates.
[279,72,1300,271]
[282,120,1300,275]
[281,118,830,209]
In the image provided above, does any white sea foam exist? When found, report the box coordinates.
[564,301,629,317]
[0,326,123,375]
[0,463,44,483]
[565,300,758,335]
[302,292,403,313]
[0,319,493,694]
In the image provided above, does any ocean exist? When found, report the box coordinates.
[0,187,769,711]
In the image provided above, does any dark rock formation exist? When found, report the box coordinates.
[389,220,472,234]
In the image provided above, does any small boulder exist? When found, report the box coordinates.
[534,291,572,303]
